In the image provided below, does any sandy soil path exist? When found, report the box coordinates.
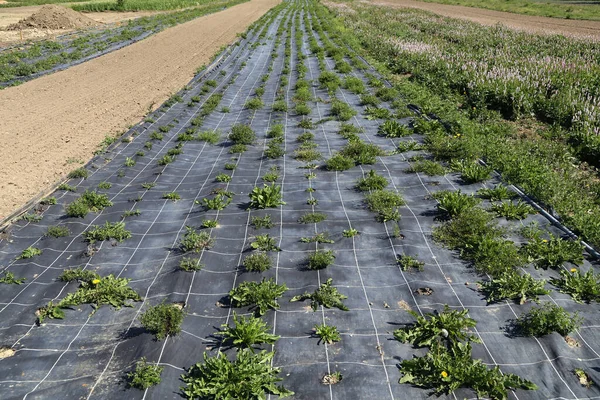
[0,0,279,221]
[365,0,600,38]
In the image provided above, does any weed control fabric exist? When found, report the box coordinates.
[0,1,599,399]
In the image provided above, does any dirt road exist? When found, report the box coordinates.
[0,0,280,221]
[366,0,600,38]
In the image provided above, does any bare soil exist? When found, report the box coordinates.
[365,0,600,39]
[0,6,161,46]
[7,4,98,30]
[0,0,280,221]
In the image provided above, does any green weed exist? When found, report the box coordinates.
[291,278,348,311]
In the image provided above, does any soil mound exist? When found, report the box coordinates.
[7,5,99,31]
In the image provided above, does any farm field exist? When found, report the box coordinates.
[366,0,600,37]
[1,0,600,399]
[392,0,600,20]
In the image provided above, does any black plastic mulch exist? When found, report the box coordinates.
[0,2,599,399]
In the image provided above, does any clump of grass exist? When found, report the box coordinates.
[272,100,288,112]
[313,324,341,344]
[551,269,600,303]
[365,106,392,120]
[295,102,311,116]
[244,98,264,110]
[378,120,411,137]
[215,173,232,183]
[243,252,271,272]
[150,131,164,141]
[179,227,214,253]
[298,212,327,224]
[157,154,174,166]
[17,246,42,259]
[319,71,341,91]
[394,305,480,347]
[356,170,388,191]
[251,215,274,229]
[343,228,359,237]
[224,163,237,170]
[326,153,354,171]
[83,221,131,243]
[181,350,293,399]
[307,250,335,270]
[434,190,480,218]
[97,182,112,190]
[20,213,42,223]
[58,183,76,192]
[397,255,424,271]
[66,190,113,218]
[407,160,446,176]
[59,267,99,282]
[197,130,221,145]
[200,194,232,211]
[343,76,365,94]
[229,278,287,316]
[339,140,385,165]
[249,184,285,209]
[230,124,256,145]
[365,190,405,222]
[163,192,181,201]
[67,168,88,179]
[491,200,534,220]
[477,184,516,201]
[297,131,314,143]
[265,141,285,159]
[250,234,280,252]
[512,303,582,337]
[201,219,218,228]
[0,271,25,284]
[216,312,280,349]
[396,140,425,153]
[480,270,549,304]
[128,357,163,390]
[291,278,348,311]
[520,235,584,269]
[58,274,141,314]
[36,301,64,324]
[298,118,315,129]
[267,124,284,139]
[301,232,334,244]
[46,225,70,238]
[180,257,203,272]
[330,99,357,121]
[458,162,493,184]
[229,144,247,154]
[139,301,185,340]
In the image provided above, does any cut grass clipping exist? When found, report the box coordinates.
[181,349,293,399]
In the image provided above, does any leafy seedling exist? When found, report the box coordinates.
[58,274,141,314]
[249,184,285,209]
[243,252,271,272]
[480,270,549,304]
[397,255,425,271]
[251,215,274,229]
[17,246,42,259]
[179,227,214,253]
[298,212,327,224]
[83,221,131,243]
[521,235,584,269]
[365,190,405,222]
[307,250,335,270]
[216,312,280,350]
[291,278,348,311]
[434,190,480,218]
[181,350,293,399]
[477,184,516,201]
[491,200,534,220]
[343,228,359,237]
[551,269,600,303]
[200,194,233,211]
[300,232,334,244]
[512,303,582,336]
[180,257,203,272]
[0,271,25,284]
[229,278,287,316]
[251,234,280,251]
[313,324,341,344]
[356,170,388,191]
[36,301,64,325]
[46,225,70,238]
